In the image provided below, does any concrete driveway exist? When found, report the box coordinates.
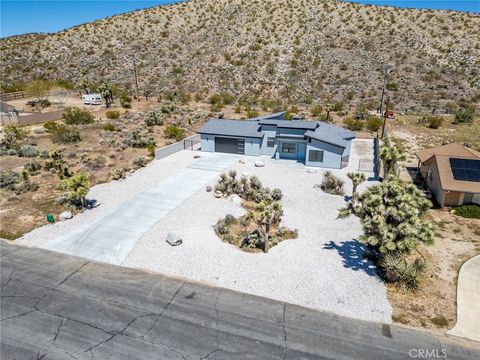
[40,153,238,265]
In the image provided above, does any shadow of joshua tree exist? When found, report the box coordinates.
[323,240,378,277]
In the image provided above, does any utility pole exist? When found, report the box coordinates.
[379,64,390,118]
[133,58,140,102]
[381,96,390,139]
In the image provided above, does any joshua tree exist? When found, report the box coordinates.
[99,81,114,108]
[325,103,334,122]
[347,172,366,197]
[61,171,90,208]
[379,145,406,179]
[255,200,283,253]
[79,79,91,95]
[338,176,433,256]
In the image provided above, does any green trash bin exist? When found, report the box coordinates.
[46,213,55,223]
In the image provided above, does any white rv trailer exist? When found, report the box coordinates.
[82,93,102,105]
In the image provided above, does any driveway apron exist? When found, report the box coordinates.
[40,153,238,265]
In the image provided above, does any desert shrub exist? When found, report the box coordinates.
[246,110,259,118]
[24,161,42,174]
[144,111,164,126]
[51,124,81,143]
[44,150,70,179]
[426,116,443,129]
[160,104,175,114]
[366,117,383,132]
[146,143,156,157]
[214,214,236,236]
[458,121,480,151]
[271,188,283,201]
[344,117,364,131]
[43,121,58,132]
[451,204,480,219]
[125,128,155,148]
[319,171,344,195]
[62,107,94,125]
[310,105,323,117]
[119,93,132,108]
[164,124,185,141]
[1,124,28,149]
[111,168,126,180]
[454,103,475,124]
[0,171,19,190]
[106,110,120,120]
[132,157,147,169]
[380,254,426,291]
[18,145,39,157]
[102,122,116,131]
[209,92,235,109]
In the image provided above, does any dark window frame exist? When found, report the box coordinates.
[309,150,324,162]
[267,137,275,148]
[282,143,296,153]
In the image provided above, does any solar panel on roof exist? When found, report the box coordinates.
[449,158,480,182]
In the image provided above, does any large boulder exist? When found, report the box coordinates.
[254,161,265,167]
[59,211,73,221]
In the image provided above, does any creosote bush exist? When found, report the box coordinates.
[62,106,94,125]
[106,110,120,120]
[164,124,185,141]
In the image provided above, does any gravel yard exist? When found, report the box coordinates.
[124,140,392,322]
[19,139,392,322]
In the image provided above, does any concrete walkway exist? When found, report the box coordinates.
[448,255,480,342]
[40,154,238,265]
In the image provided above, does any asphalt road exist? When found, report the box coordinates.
[1,241,479,360]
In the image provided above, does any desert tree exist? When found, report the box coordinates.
[99,81,114,108]
[379,144,406,179]
[255,199,283,253]
[338,176,433,256]
[61,171,90,208]
[324,103,334,122]
[347,172,366,197]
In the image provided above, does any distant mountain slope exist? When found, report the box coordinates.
[1,0,479,111]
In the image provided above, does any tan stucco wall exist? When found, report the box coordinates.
[444,191,462,206]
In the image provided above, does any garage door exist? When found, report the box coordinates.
[215,137,245,154]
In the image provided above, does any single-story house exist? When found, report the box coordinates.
[415,143,480,207]
[198,112,355,168]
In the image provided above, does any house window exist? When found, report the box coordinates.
[309,150,324,162]
[282,143,296,153]
[267,137,275,148]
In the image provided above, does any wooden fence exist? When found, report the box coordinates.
[0,91,29,102]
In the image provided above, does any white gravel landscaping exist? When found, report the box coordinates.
[19,139,392,323]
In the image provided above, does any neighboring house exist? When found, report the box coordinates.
[415,143,480,207]
[198,112,355,168]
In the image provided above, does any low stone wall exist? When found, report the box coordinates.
[154,134,201,160]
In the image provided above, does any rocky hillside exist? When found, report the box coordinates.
[1,0,479,112]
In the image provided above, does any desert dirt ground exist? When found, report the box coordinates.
[0,97,206,238]
[385,117,480,333]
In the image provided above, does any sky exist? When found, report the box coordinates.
[1,0,479,38]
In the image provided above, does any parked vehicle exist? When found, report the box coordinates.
[82,94,102,105]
